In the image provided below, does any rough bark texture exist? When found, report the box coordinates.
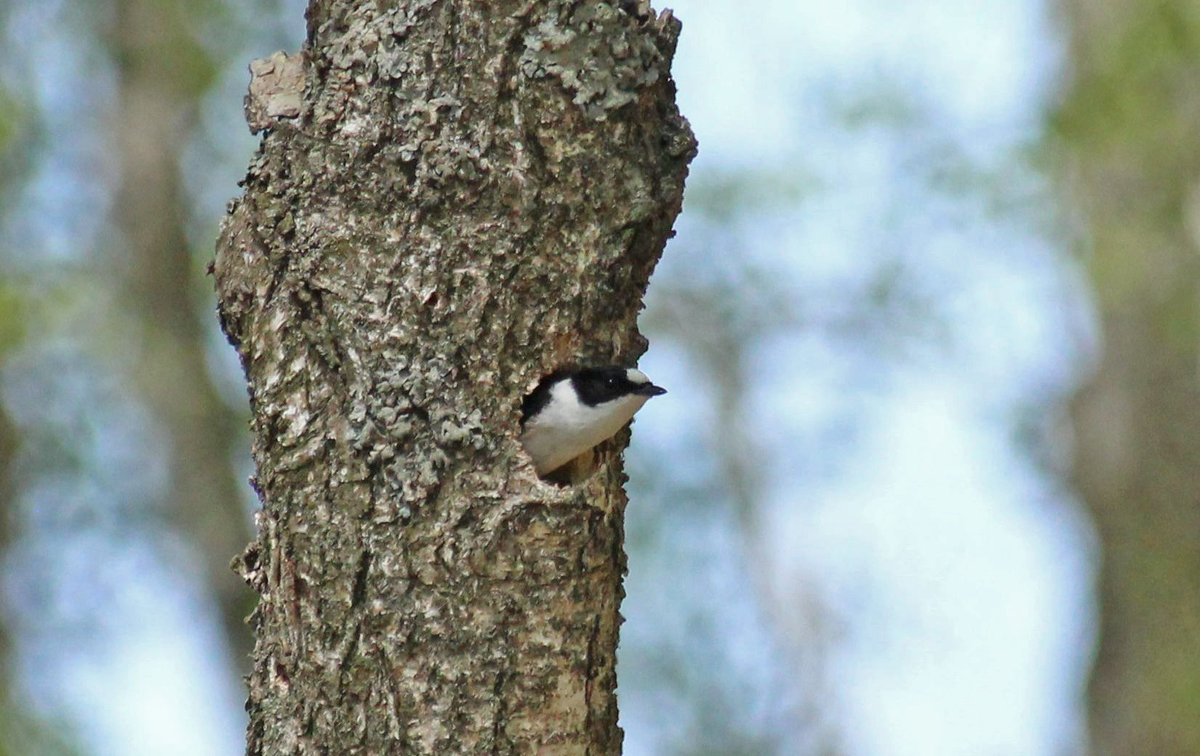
[1055,0,1200,752]
[213,1,694,753]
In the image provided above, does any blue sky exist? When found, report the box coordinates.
[625,1,1094,753]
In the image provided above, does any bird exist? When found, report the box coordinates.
[520,366,667,478]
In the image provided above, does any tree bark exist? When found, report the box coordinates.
[214,1,694,752]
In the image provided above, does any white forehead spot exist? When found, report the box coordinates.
[625,368,650,385]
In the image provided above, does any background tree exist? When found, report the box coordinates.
[1055,0,1200,753]
[112,0,255,665]
[0,0,290,750]
[214,1,693,751]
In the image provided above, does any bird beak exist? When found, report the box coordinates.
[636,383,667,397]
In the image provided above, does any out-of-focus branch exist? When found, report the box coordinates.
[646,268,843,753]
[110,0,252,664]
[1055,0,1200,752]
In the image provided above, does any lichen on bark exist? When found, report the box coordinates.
[214,0,694,753]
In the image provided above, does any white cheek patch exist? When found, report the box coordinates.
[625,368,650,386]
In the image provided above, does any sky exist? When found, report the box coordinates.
[624,0,1095,754]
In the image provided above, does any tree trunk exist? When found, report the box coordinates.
[1055,0,1200,753]
[213,1,694,752]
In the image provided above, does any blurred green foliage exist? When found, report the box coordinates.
[1053,2,1200,322]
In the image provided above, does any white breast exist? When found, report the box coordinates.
[520,381,650,475]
